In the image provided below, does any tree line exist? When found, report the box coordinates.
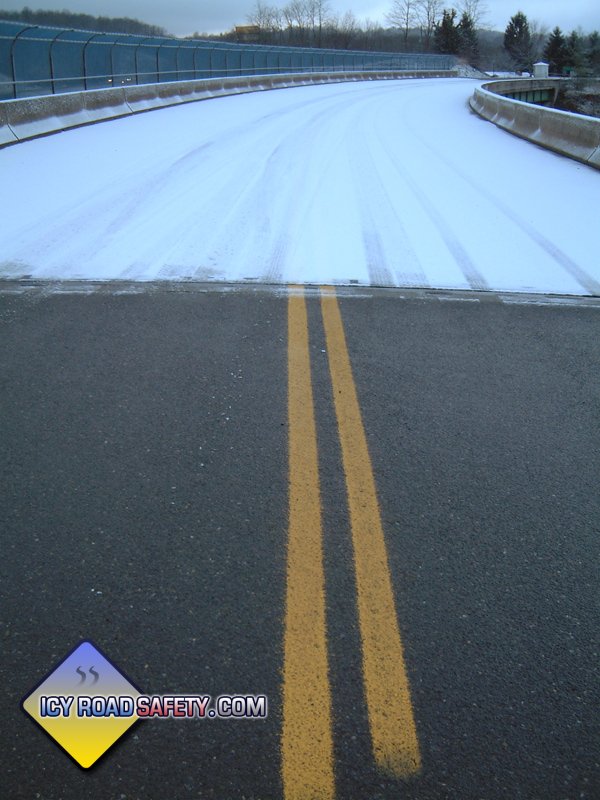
[2,4,598,76]
[434,7,599,75]
[239,0,464,51]
[503,12,599,76]
[223,2,599,75]
[0,7,167,36]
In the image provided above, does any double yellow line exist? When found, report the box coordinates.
[282,287,420,799]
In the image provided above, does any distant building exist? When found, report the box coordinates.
[235,26,260,44]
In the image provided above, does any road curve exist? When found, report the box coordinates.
[1,78,599,294]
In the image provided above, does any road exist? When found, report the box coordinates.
[1,282,599,799]
[1,76,599,797]
[1,78,599,294]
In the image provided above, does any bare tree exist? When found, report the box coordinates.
[283,1,311,45]
[312,0,332,46]
[386,0,418,48]
[458,0,489,30]
[246,2,285,42]
[338,10,359,48]
[301,0,332,45]
[415,0,442,49]
[529,19,549,63]
[326,10,359,49]
[247,1,273,28]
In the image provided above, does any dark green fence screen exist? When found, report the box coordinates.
[0,21,456,100]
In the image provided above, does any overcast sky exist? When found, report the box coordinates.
[1,1,598,36]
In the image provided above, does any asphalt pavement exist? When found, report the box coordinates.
[1,283,599,799]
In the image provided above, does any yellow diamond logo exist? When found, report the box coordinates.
[22,640,141,768]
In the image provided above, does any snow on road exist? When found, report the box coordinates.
[1,78,598,294]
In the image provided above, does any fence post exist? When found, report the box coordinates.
[10,26,37,98]
[80,32,96,91]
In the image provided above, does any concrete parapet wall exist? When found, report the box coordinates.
[0,100,18,145]
[470,79,600,169]
[476,78,560,97]
[3,88,129,141]
[0,70,454,146]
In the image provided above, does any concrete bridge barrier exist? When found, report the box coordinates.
[0,100,17,145]
[0,70,454,147]
[470,79,600,169]
[1,87,128,142]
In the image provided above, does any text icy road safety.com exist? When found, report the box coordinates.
[40,694,268,719]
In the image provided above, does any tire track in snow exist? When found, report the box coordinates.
[1,136,258,278]
[371,122,490,292]
[193,138,301,283]
[348,114,428,288]
[264,232,290,284]
[362,231,394,287]
[349,141,395,287]
[188,87,385,283]
[199,82,416,284]
[2,89,371,280]
[4,79,596,292]
[199,92,361,283]
[399,118,600,296]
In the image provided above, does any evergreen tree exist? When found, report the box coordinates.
[543,27,568,75]
[565,30,587,74]
[504,11,532,72]
[434,9,461,55]
[457,11,479,66]
[587,31,600,76]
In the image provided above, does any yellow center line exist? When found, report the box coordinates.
[282,288,335,800]
[320,286,421,778]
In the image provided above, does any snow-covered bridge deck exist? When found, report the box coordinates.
[1,78,598,295]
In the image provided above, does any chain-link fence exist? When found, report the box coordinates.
[0,21,456,100]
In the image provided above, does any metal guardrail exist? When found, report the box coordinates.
[0,20,456,100]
